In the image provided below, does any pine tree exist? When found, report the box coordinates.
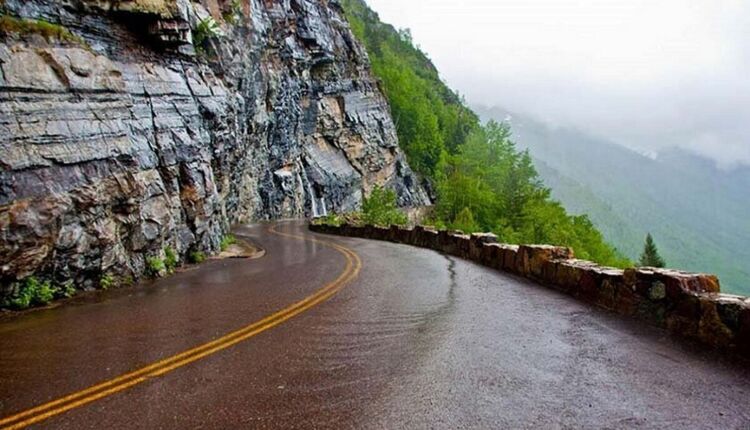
[639,233,665,267]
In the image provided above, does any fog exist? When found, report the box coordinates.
[364,0,750,169]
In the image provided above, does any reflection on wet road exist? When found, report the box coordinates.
[1,221,748,429]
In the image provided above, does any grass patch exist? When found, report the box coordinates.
[188,251,206,264]
[100,274,115,290]
[146,256,166,278]
[164,247,179,273]
[0,15,85,45]
[312,187,406,229]
[313,213,345,227]
[220,235,237,251]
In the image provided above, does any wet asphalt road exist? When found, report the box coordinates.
[1,221,749,429]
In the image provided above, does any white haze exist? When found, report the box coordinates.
[364,0,750,169]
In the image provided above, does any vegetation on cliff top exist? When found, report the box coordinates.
[341,0,630,267]
[342,0,479,178]
[0,14,85,45]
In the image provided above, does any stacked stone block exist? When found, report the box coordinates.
[310,222,750,359]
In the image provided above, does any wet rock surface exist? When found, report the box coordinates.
[0,0,428,292]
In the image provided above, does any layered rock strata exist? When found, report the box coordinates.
[0,0,428,293]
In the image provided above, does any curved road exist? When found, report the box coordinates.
[1,221,748,429]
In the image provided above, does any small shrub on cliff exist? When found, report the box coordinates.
[193,16,223,51]
[6,283,32,309]
[361,186,408,226]
[222,0,243,24]
[59,280,76,298]
[100,274,115,290]
[5,277,56,309]
[29,278,55,305]
[164,247,179,272]
[220,235,237,251]
[189,251,206,264]
[146,256,166,278]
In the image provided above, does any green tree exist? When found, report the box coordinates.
[639,233,666,267]
[435,122,630,268]
[342,0,479,178]
[452,207,479,233]
[342,0,631,269]
[362,186,408,226]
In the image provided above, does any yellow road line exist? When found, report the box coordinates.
[0,223,361,430]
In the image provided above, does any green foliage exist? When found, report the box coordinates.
[474,106,750,295]
[451,207,479,233]
[639,233,666,268]
[100,274,115,290]
[341,0,479,178]
[343,0,630,268]
[193,16,222,50]
[59,280,76,298]
[422,217,447,231]
[5,277,56,310]
[0,15,86,45]
[189,250,206,264]
[164,247,179,272]
[220,235,237,251]
[146,256,166,278]
[6,286,32,309]
[361,186,408,226]
[314,213,345,227]
[436,122,631,268]
[222,0,242,24]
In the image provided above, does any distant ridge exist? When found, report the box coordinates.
[475,105,750,295]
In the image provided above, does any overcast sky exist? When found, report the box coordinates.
[365,0,750,169]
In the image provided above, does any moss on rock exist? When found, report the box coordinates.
[0,15,85,45]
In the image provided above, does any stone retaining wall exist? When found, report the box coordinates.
[310,223,750,359]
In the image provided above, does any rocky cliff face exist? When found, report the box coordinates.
[0,0,428,292]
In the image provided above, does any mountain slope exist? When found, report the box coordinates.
[341,0,629,268]
[475,106,750,295]
[341,0,480,181]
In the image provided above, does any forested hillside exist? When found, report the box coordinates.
[341,0,630,267]
[474,106,750,295]
[342,0,479,178]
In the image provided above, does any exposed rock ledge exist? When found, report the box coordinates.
[0,0,429,295]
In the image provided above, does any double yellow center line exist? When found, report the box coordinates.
[0,224,361,429]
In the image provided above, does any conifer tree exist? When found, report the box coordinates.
[639,233,666,267]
